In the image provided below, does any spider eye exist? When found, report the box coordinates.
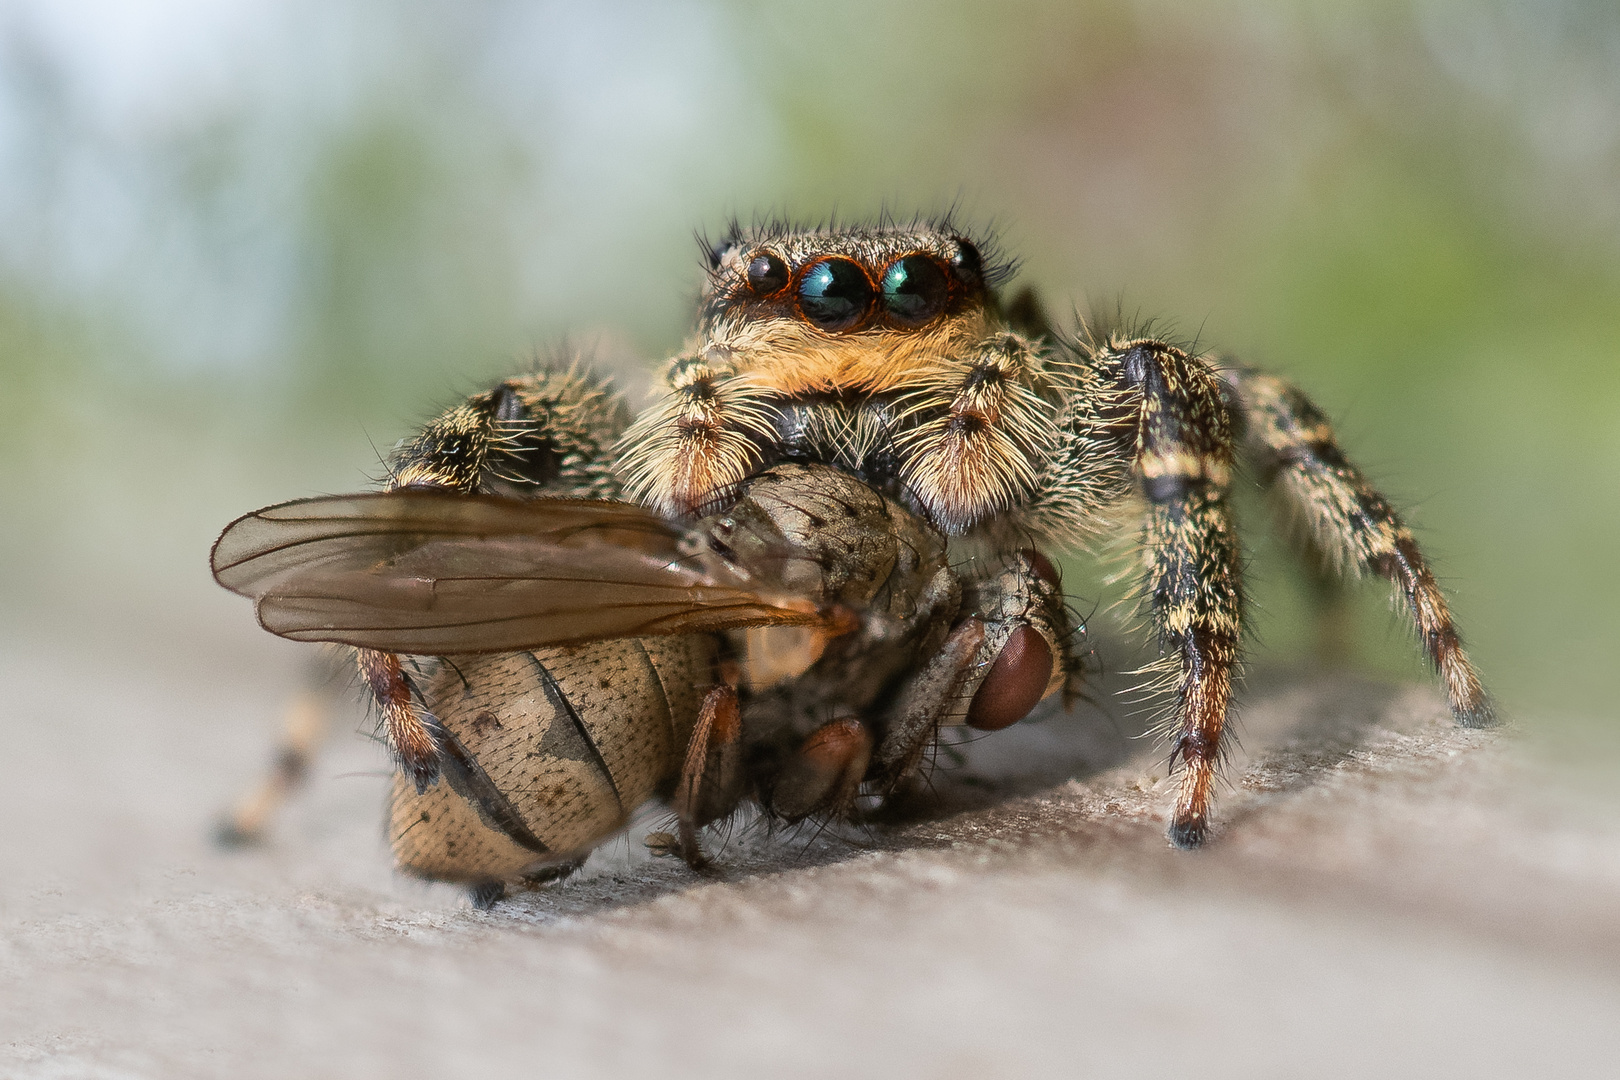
[796,257,874,331]
[746,251,789,294]
[951,239,983,286]
[880,255,950,326]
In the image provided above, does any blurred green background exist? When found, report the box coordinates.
[1,0,1615,747]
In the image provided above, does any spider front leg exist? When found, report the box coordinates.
[1221,366,1493,726]
[1100,339,1244,849]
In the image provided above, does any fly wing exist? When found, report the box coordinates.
[211,491,823,654]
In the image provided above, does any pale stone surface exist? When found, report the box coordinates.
[2,627,1616,1079]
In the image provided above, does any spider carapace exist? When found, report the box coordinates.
[216,217,1492,881]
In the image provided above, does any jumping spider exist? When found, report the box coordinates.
[219,216,1493,862]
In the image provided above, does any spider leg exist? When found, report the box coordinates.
[364,365,635,789]
[215,673,334,846]
[1073,337,1244,849]
[1220,366,1493,727]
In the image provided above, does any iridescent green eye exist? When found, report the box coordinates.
[880,255,949,326]
[746,251,789,294]
[796,257,874,331]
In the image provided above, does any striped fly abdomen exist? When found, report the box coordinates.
[388,635,714,884]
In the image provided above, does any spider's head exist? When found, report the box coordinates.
[696,222,1004,345]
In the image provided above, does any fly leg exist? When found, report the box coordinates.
[768,717,876,822]
[671,684,746,869]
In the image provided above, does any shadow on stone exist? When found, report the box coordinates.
[470,661,1427,921]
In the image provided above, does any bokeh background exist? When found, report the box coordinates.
[2,0,1617,765]
[5,4,1620,1076]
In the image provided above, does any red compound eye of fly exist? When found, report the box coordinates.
[966,625,1054,731]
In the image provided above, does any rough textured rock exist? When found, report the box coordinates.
[2,629,1616,1079]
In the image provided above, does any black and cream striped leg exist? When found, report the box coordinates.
[1098,339,1244,848]
[1221,366,1493,726]
[215,654,344,846]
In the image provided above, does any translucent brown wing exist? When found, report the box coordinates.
[211,490,823,654]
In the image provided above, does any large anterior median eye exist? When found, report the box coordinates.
[880,255,949,326]
[796,257,874,331]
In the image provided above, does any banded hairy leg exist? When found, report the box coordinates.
[216,651,343,846]
[1220,365,1493,727]
[1027,334,1243,848]
[1028,331,1492,846]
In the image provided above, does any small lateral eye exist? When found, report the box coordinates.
[880,255,950,326]
[796,257,874,331]
[746,251,789,294]
[951,239,983,286]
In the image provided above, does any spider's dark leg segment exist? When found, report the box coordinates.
[1103,340,1244,849]
[1221,368,1493,727]
[366,366,636,789]
[897,332,1057,533]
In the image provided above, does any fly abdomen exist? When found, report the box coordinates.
[389,636,715,886]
